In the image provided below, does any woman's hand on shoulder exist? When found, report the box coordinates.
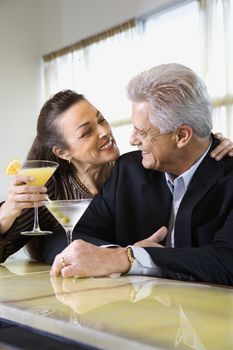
[211,133,233,160]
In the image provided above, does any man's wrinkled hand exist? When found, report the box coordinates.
[50,239,130,278]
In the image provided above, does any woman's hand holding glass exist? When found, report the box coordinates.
[0,175,47,234]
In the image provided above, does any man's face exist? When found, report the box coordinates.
[130,101,177,172]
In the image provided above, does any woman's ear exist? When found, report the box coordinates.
[52,146,70,162]
[175,125,193,148]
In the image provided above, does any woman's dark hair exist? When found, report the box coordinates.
[27,89,86,163]
[26,91,87,261]
[26,90,86,201]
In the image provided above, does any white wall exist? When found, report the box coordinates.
[0,0,42,200]
[0,0,174,200]
[38,0,173,55]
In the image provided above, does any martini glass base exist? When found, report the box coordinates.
[20,230,53,236]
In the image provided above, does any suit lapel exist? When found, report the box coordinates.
[145,170,172,233]
[175,137,224,247]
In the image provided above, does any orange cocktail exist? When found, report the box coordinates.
[18,167,57,186]
[19,160,59,236]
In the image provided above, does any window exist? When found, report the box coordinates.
[141,1,200,74]
[43,20,140,154]
[43,0,233,153]
[199,0,233,137]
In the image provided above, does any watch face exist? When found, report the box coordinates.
[127,247,135,264]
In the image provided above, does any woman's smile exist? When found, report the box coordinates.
[99,136,115,152]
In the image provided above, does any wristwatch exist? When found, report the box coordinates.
[126,246,135,270]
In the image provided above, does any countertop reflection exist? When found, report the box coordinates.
[1,259,233,350]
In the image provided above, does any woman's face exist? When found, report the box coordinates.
[57,100,120,166]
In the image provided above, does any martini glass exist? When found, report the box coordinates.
[19,160,59,236]
[45,199,92,245]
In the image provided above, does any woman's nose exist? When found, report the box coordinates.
[98,123,111,138]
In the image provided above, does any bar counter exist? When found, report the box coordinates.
[0,259,233,349]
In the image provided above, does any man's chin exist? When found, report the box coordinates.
[142,159,154,169]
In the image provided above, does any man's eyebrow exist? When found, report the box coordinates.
[134,125,147,133]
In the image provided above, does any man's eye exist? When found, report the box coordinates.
[99,118,107,124]
[137,130,146,136]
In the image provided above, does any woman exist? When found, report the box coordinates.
[0,90,231,263]
[0,90,119,262]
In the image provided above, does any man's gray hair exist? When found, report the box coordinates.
[127,63,212,137]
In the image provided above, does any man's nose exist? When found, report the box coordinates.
[130,129,140,146]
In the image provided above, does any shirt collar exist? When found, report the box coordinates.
[165,140,212,190]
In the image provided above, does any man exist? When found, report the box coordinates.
[51,63,233,285]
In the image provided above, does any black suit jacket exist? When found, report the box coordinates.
[74,136,233,285]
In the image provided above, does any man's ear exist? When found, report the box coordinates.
[175,125,193,148]
[52,146,70,161]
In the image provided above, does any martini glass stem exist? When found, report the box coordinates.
[65,227,73,245]
[32,207,41,232]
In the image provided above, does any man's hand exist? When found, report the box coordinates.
[211,133,233,160]
[134,226,168,248]
[50,239,130,278]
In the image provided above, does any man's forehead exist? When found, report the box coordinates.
[131,101,161,132]
[132,101,150,114]
[133,118,159,134]
[132,114,150,129]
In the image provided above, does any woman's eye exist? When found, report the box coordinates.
[78,130,91,138]
[99,118,107,124]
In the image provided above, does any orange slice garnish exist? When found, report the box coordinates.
[5,159,21,175]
